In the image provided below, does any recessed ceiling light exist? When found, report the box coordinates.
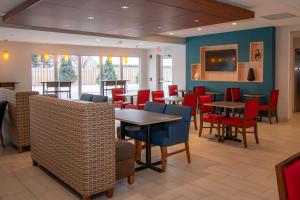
[194,19,199,23]
[63,24,70,27]
[232,22,237,26]
[157,26,162,29]
[169,32,174,35]
[121,5,129,9]
[197,28,202,31]
[96,38,101,42]
[139,42,144,45]
[87,16,95,20]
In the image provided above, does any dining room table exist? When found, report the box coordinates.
[115,109,182,173]
[243,94,265,98]
[41,81,72,98]
[204,101,245,141]
[115,93,137,104]
[205,91,224,101]
[155,96,184,104]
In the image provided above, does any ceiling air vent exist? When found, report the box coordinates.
[261,12,298,20]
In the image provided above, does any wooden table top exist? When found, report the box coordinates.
[243,94,265,98]
[115,109,182,126]
[115,93,137,97]
[205,101,245,109]
[156,96,184,102]
[205,91,224,95]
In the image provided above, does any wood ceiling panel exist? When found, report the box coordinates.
[3,0,255,38]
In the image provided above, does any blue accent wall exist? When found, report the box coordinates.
[186,27,276,102]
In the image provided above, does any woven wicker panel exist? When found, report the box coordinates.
[30,95,115,197]
[0,89,38,149]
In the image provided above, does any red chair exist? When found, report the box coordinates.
[168,85,178,96]
[193,86,206,96]
[221,98,259,148]
[259,89,279,124]
[152,91,165,104]
[112,88,129,109]
[199,95,226,141]
[126,90,150,110]
[183,93,198,130]
[225,88,241,102]
[275,152,300,200]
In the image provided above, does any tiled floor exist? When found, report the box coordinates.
[1,114,300,200]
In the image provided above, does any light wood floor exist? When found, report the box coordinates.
[1,114,300,200]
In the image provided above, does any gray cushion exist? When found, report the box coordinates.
[92,95,108,103]
[116,139,135,161]
[80,93,93,101]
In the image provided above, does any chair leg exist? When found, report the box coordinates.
[127,175,135,184]
[193,115,198,130]
[221,125,225,142]
[268,110,272,124]
[160,147,167,172]
[217,123,221,142]
[199,121,203,137]
[134,140,142,162]
[275,110,279,123]
[254,125,259,144]
[234,127,238,138]
[185,142,191,163]
[242,127,247,148]
[105,189,113,198]
[209,123,213,135]
[0,130,4,147]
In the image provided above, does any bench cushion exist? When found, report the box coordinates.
[116,139,135,161]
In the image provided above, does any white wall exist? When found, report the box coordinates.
[0,41,148,91]
[147,45,186,91]
[276,25,300,121]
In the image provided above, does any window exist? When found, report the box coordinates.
[123,57,140,93]
[31,54,55,94]
[102,56,121,80]
[81,56,100,95]
[57,55,79,99]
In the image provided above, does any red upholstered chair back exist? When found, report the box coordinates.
[276,153,300,200]
[168,85,178,96]
[225,88,232,101]
[112,88,125,102]
[183,93,198,111]
[232,88,241,102]
[269,89,279,107]
[199,95,214,113]
[193,86,206,96]
[152,91,165,103]
[244,98,259,120]
[137,90,150,105]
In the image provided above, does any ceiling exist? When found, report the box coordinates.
[0,0,300,49]
[161,0,300,37]
[0,26,183,49]
[2,0,254,38]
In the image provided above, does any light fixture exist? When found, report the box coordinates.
[108,55,113,63]
[169,32,174,35]
[194,19,199,23]
[197,28,202,31]
[3,51,9,61]
[63,53,69,62]
[87,16,94,20]
[121,5,129,9]
[139,42,144,45]
[96,38,101,42]
[123,56,128,64]
[232,22,237,26]
[44,52,49,61]
[157,26,162,29]
[63,24,70,27]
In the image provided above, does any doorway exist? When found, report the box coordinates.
[294,49,300,112]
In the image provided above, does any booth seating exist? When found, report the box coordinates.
[0,88,38,152]
[30,96,135,200]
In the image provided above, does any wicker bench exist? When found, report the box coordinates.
[30,95,116,199]
[0,88,38,152]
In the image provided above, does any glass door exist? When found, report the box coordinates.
[81,56,100,95]
[123,57,140,93]
[161,56,173,95]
